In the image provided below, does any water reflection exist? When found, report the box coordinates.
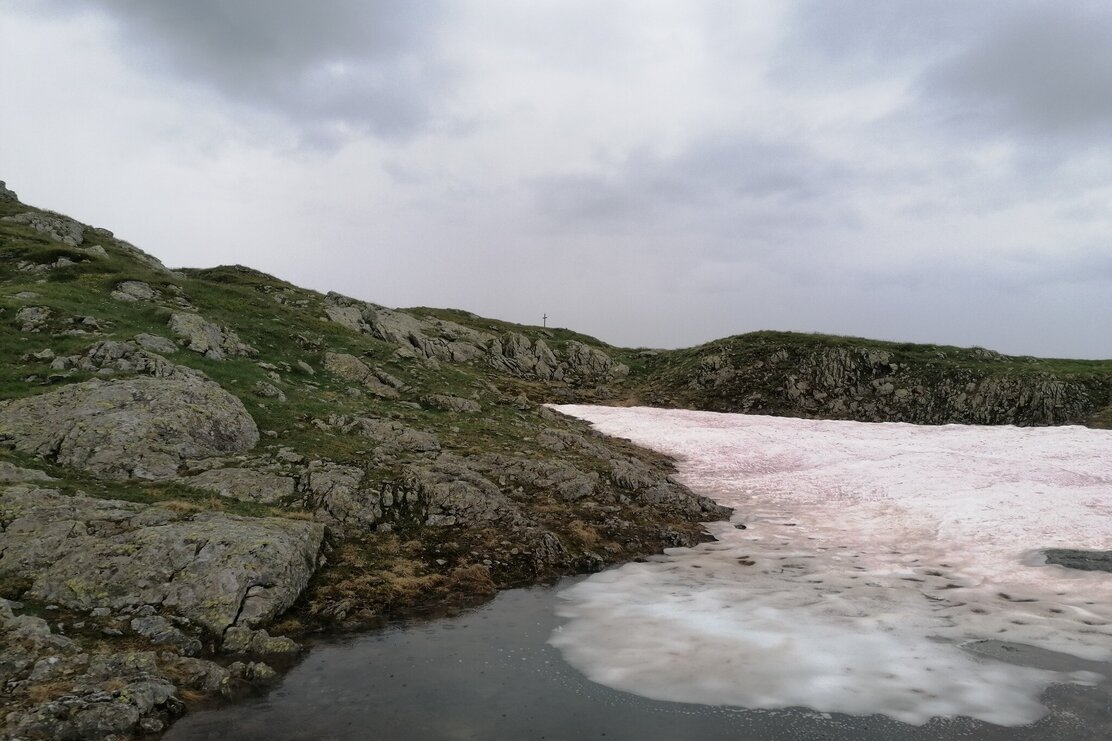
[166,582,1110,741]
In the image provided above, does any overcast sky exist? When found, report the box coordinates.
[2,1,1110,358]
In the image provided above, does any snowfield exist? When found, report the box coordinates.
[549,406,1112,726]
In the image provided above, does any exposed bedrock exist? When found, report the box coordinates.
[0,376,259,480]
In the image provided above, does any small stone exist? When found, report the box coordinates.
[244,661,278,682]
[254,380,287,402]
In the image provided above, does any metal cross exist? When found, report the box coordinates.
[543,313,548,328]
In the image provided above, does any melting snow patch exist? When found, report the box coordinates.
[549,406,1112,726]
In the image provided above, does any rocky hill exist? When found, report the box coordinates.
[0,182,726,739]
[626,331,1112,427]
[1,179,1110,739]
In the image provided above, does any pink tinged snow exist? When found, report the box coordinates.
[548,406,1112,726]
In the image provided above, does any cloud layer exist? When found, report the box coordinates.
[2,1,1109,357]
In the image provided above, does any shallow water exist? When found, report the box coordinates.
[166,582,1111,741]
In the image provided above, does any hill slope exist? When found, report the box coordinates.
[0,183,724,739]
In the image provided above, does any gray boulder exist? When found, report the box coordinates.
[423,394,482,413]
[50,339,196,379]
[322,352,400,398]
[0,488,324,634]
[406,455,525,528]
[301,460,373,530]
[221,626,299,656]
[565,340,629,380]
[0,376,259,480]
[185,467,297,504]
[496,458,599,501]
[254,380,287,401]
[0,180,17,202]
[111,280,158,302]
[130,615,202,656]
[355,418,440,452]
[2,211,84,245]
[134,332,179,355]
[168,311,256,360]
[0,461,55,484]
[490,333,562,380]
[15,305,51,332]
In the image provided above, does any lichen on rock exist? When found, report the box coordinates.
[0,376,259,480]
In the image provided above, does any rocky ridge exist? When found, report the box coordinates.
[635,332,1112,427]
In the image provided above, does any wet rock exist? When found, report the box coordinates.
[130,615,202,656]
[221,626,299,657]
[160,655,231,694]
[637,481,731,520]
[1043,548,1112,573]
[0,375,259,480]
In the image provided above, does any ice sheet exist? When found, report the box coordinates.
[549,406,1112,726]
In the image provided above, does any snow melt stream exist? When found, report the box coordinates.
[549,406,1112,726]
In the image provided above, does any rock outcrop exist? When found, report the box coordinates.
[322,352,400,398]
[320,294,630,385]
[111,279,159,302]
[1,211,84,245]
[0,376,259,479]
[642,336,1112,426]
[185,467,297,504]
[168,312,256,360]
[49,339,195,379]
[0,486,324,634]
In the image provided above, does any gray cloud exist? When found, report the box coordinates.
[782,1,1112,146]
[531,137,848,238]
[3,1,1110,359]
[46,0,451,142]
[922,4,1112,141]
